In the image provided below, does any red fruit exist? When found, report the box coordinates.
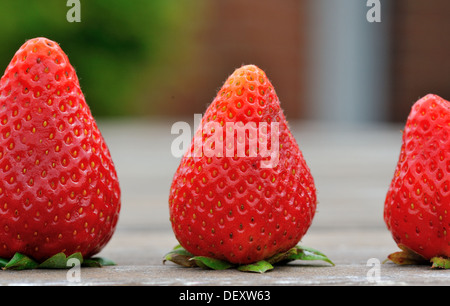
[0,37,121,262]
[384,94,450,263]
[169,64,316,264]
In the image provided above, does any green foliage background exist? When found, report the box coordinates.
[0,0,204,117]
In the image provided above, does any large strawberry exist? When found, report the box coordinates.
[167,65,332,271]
[384,94,450,268]
[0,37,121,265]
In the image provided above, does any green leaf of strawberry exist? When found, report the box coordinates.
[163,245,198,268]
[237,261,274,273]
[38,252,83,269]
[237,260,273,273]
[190,256,234,270]
[286,246,336,266]
[164,244,333,273]
[0,257,9,268]
[0,252,115,270]
[385,245,450,269]
[3,253,39,270]
[384,244,428,266]
[430,257,450,269]
[82,257,116,268]
[266,247,298,265]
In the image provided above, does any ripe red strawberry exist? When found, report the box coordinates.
[0,37,121,262]
[384,94,450,268]
[168,65,316,265]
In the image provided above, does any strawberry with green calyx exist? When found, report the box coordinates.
[0,37,121,269]
[167,64,333,272]
[384,94,450,269]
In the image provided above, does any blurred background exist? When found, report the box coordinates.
[0,0,448,123]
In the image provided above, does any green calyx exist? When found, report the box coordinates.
[430,257,450,269]
[0,252,116,270]
[384,244,450,269]
[163,244,334,273]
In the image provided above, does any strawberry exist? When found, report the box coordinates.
[168,65,317,265]
[0,37,121,263]
[384,94,450,268]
